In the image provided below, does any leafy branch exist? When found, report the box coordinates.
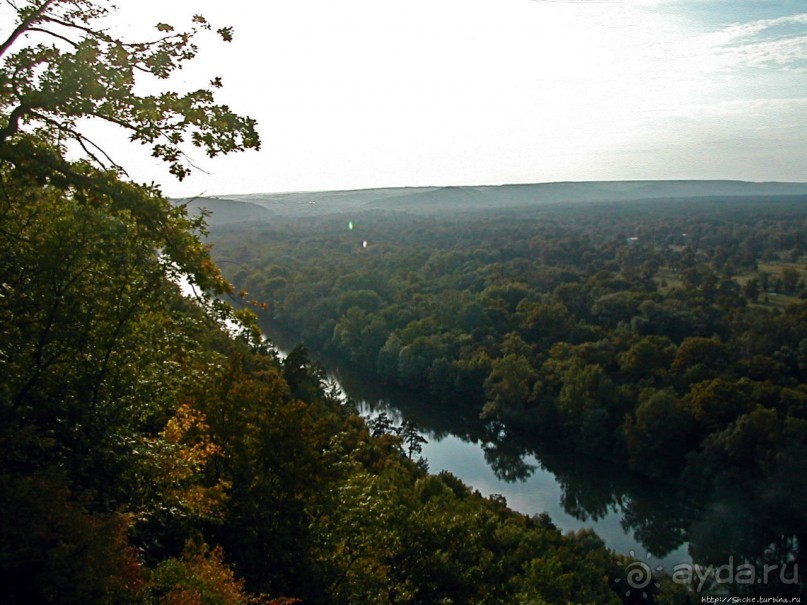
[0,0,259,180]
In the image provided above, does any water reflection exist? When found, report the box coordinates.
[333,362,694,561]
[481,433,537,483]
[274,338,693,565]
[263,324,804,594]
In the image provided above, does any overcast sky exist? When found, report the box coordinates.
[9,0,807,195]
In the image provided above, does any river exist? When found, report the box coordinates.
[262,322,698,574]
[262,321,807,597]
[181,278,795,581]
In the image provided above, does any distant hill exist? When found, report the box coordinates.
[220,187,440,216]
[363,181,807,211]
[182,180,807,221]
[175,196,273,225]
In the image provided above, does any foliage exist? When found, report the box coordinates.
[0,2,735,603]
[211,193,807,598]
[0,0,259,179]
[150,540,250,605]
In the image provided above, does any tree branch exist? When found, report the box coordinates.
[30,110,128,174]
[0,103,32,144]
[26,26,80,48]
[0,0,58,58]
[41,14,114,42]
[85,109,143,134]
[45,14,197,52]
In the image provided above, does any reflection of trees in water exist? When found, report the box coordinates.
[482,447,535,483]
[480,424,536,483]
[482,423,805,594]
[482,424,634,522]
[620,493,690,558]
[685,489,805,595]
[406,395,698,557]
[266,327,805,595]
[688,493,757,565]
[558,477,618,524]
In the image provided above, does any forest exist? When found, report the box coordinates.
[0,1,711,604]
[209,195,807,598]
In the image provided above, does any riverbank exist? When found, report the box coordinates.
[260,317,694,571]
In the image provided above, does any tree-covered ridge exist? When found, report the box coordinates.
[1,171,695,604]
[0,2,695,603]
[208,181,807,221]
[211,198,807,596]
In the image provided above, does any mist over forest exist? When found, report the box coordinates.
[197,182,807,599]
[181,179,807,221]
[3,0,807,602]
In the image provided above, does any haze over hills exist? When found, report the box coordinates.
[175,196,274,225]
[367,180,807,210]
[181,180,807,223]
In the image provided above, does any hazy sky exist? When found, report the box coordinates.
[8,0,807,195]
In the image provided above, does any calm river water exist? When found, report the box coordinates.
[261,319,804,599]
[262,323,697,573]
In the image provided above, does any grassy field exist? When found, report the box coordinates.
[654,259,806,310]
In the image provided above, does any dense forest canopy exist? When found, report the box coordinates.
[209,193,807,598]
[0,1,712,603]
